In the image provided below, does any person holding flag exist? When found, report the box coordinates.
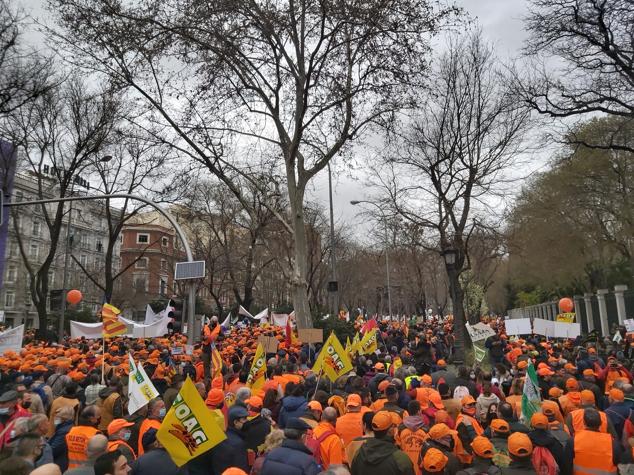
[201,316,221,387]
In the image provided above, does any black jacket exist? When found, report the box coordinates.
[261,439,320,475]
[244,415,272,451]
[351,437,414,475]
[528,429,570,475]
[131,449,185,475]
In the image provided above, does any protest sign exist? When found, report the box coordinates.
[257,335,279,354]
[533,318,555,337]
[505,318,532,336]
[0,325,23,354]
[465,322,496,342]
[298,328,323,343]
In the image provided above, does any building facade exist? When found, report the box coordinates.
[1,172,122,329]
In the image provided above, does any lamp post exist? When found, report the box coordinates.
[327,163,339,318]
[350,200,392,319]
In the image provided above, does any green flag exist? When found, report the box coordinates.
[521,361,541,422]
[474,344,486,363]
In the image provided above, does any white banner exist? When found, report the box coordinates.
[271,313,289,327]
[238,305,253,319]
[553,321,581,339]
[70,315,170,339]
[533,318,555,338]
[0,325,24,354]
[127,353,159,414]
[505,318,532,336]
[144,304,158,325]
[252,308,268,321]
[465,322,496,342]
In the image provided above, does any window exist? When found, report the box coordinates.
[80,255,87,267]
[161,236,169,247]
[135,257,148,269]
[48,271,55,287]
[132,273,149,292]
[4,291,15,308]
[81,233,90,249]
[8,242,16,258]
[29,243,39,260]
[5,265,16,283]
[159,276,168,296]
[137,233,149,244]
[32,220,41,237]
[96,238,103,252]
[160,259,167,271]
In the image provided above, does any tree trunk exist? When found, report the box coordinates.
[447,265,467,363]
[288,185,313,329]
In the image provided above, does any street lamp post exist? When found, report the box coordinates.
[6,191,198,342]
[350,200,392,319]
[327,163,338,318]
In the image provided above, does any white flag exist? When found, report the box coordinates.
[144,304,158,325]
[127,353,159,414]
[0,325,24,354]
[238,305,254,319]
[252,308,268,321]
[220,313,231,328]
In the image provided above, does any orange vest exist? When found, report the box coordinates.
[335,411,364,447]
[107,439,137,459]
[573,430,616,475]
[396,425,428,475]
[137,418,161,456]
[570,408,608,434]
[66,426,100,469]
[455,413,483,465]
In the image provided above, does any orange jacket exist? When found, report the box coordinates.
[396,424,428,475]
[455,413,483,465]
[370,398,387,412]
[313,421,345,469]
[573,430,617,475]
[137,418,161,456]
[66,425,101,469]
[335,411,364,447]
[569,408,608,434]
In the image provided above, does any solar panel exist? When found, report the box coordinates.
[174,261,206,280]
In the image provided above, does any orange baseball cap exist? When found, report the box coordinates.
[107,418,133,436]
[245,396,263,408]
[580,389,595,404]
[461,395,476,406]
[471,436,494,458]
[422,447,448,472]
[428,392,444,409]
[346,394,362,407]
[565,378,579,391]
[372,411,396,431]
[538,367,554,377]
[610,388,625,402]
[437,359,446,367]
[548,387,563,398]
[378,380,391,392]
[517,360,528,370]
[308,401,323,412]
[567,391,581,405]
[421,374,432,384]
[428,423,451,440]
[564,363,577,371]
[582,369,597,377]
[374,362,385,371]
[222,468,248,475]
[490,418,510,433]
[206,388,224,407]
[508,432,533,456]
[530,412,549,429]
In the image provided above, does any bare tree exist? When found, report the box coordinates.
[0,79,119,336]
[377,30,531,359]
[517,0,634,152]
[48,0,456,328]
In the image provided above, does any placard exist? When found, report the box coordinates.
[505,318,532,336]
[533,318,555,337]
[556,313,575,323]
[553,321,581,339]
[298,328,323,343]
[0,324,24,354]
[258,336,279,354]
[624,319,634,332]
[465,322,496,342]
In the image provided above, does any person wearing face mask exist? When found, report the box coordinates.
[106,419,136,463]
[259,418,320,475]
[351,411,414,475]
[455,395,483,465]
[0,390,31,450]
[65,405,103,469]
[47,382,80,437]
[13,433,46,469]
[136,398,165,457]
[49,405,75,471]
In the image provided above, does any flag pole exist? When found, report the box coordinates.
[101,335,106,385]
[312,368,324,400]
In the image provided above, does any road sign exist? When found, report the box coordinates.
[174,261,206,280]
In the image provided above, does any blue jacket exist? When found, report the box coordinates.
[278,396,308,429]
[50,420,73,471]
[261,439,320,475]
[606,401,631,438]
[188,427,249,475]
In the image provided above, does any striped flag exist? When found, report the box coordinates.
[521,361,541,423]
[102,303,127,338]
[211,348,223,379]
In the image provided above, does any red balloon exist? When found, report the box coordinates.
[66,289,83,305]
[559,297,574,313]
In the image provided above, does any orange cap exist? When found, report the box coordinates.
[221,469,248,475]
[206,388,224,407]
[428,392,443,409]
[245,396,263,408]
[346,394,362,407]
[461,395,476,406]
[530,412,549,429]
[490,418,510,433]
[374,362,385,371]
[564,363,577,371]
[565,378,579,391]
[471,436,494,458]
[107,418,134,436]
[580,389,595,404]
[308,401,323,412]
[428,423,451,440]
[422,447,448,472]
[609,388,625,402]
[378,380,391,392]
[548,386,563,398]
[508,432,533,456]
[538,367,554,377]
[437,359,446,367]
[421,374,432,384]
[582,369,596,377]
[517,360,528,370]
[567,391,581,405]
[372,411,395,431]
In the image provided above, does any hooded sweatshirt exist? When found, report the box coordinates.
[402,415,427,432]
[351,437,415,475]
[278,396,308,428]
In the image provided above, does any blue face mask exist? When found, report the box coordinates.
[158,408,166,418]
[0,408,10,415]
[122,432,131,441]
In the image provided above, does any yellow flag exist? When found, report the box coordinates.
[157,377,226,466]
[359,328,378,355]
[352,332,361,354]
[312,332,353,381]
[246,343,267,392]
[345,336,352,358]
[392,356,403,372]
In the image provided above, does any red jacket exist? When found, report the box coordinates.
[0,406,31,449]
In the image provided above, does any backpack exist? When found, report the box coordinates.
[453,385,470,400]
[531,446,559,475]
[304,428,336,466]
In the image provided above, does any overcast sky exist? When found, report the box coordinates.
[20,0,542,234]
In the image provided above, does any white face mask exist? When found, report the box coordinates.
[54,419,62,426]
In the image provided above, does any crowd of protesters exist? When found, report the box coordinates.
[2,314,634,475]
